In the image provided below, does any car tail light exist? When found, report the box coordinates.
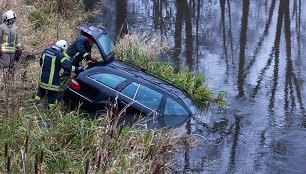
[69,79,81,91]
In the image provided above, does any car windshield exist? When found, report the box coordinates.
[98,34,114,58]
[164,98,189,116]
[183,98,197,115]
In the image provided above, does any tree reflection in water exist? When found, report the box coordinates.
[115,0,128,38]
[237,0,250,97]
[87,0,306,173]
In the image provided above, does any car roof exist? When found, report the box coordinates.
[85,60,193,103]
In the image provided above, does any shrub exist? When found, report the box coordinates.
[28,11,44,29]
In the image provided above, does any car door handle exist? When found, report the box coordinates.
[120,101,127,105]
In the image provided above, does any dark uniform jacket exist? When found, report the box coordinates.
[39,48,75,91]
[66,36,91,66]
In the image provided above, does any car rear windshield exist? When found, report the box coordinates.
[98,34,114,57]
[90,73,126,89]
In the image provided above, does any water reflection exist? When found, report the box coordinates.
[153,0,166,35]
[90,0,306,173]
[228,116,240,173]
[237,0,250,97]
[195,0,201,70]
[251,0,275,97]
[220,0,228,69]
[115,0,128,38]
[244,0,306,126]
[173,0,184,72]
[173,0,193,71]
[220,0,232,70]
[220,0,234,83]
[268,0,283,118]
[246,0,276,72]
[249,0,276,98]
[296,0,302,64]
[180,0,193,68]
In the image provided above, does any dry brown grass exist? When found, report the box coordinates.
[0,0,101,133]
[0,1,198,173]
[0,103,197,173]
[116,33,170,62]
[0,0,95,102]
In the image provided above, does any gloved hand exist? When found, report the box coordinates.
[75,66,84,74]
[90,57,97,64]
[15,49,23,61]
[16,49,23,55]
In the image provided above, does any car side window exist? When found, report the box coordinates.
[134,85,163,110]
[121,82,139,99]
[164,98,188,116]
[91,73,126,89]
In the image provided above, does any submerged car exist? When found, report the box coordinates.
[64,23,197,128]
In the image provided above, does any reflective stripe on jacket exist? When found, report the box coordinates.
[0,22,20,53]
[39,48,76,91]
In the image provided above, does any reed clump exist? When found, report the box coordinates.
[0,105,195,173]
[115,34,226,108]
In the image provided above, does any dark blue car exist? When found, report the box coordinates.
[64,24,197,128]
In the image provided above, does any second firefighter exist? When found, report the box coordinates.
[35,40,84,108]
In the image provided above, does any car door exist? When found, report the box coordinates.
[88,72,127,110]
[119,82,164,127]
[117,82,141,115]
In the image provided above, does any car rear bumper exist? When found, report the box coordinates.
[64,87,107,111]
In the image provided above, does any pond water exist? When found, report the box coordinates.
[86,0,306,173]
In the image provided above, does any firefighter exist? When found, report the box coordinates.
[0,10,22,69]
[61,36,97,79]
[35,40,84,108]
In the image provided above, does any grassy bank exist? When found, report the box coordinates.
[1,105,193,173]
[0,0,196,173]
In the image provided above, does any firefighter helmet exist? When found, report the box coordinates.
[5,10,17,20]
[54,40,68,51]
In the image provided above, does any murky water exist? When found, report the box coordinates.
[87,0,306,173]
